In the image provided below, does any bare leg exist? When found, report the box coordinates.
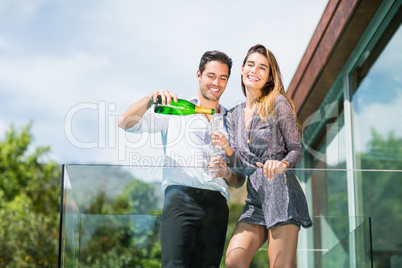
[267,224,300,268]
[225,222,268,268]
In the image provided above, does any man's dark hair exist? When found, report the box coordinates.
[198,50,233,78]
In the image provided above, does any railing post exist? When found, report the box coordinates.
[344,73,357,268]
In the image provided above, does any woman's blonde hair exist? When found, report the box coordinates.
[241,44,301,136]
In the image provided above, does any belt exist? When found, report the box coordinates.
[165,185,223,199]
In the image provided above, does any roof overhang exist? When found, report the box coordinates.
[287,0,383,125]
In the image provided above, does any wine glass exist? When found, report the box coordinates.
[211,114,224,134]
[208,114,225,165]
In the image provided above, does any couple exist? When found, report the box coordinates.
[119,44,312,268]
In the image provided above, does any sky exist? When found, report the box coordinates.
[0,0,330,166]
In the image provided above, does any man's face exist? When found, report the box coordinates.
[197,61,229,102]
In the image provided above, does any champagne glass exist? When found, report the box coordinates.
[208,114,225,165]
[211,114,224,134]
[210,114,225,151]
[207,147,222,165]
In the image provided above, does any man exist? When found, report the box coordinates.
[118,50,245,267]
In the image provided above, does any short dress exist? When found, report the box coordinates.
[226,95,312,230]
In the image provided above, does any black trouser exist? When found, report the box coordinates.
[160,185,229,268]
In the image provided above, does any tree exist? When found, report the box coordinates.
[65,170,162,267]
[0,123,61,267]
[358,128,402,267]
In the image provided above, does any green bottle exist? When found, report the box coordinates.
[154,96,215,115]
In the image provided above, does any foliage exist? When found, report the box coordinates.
[358,128,402,267]
[0,123,163,266]
[111,177,158,215]
[0,123,293,267]
[361,128,402,170]
[319,128,402,267]
[61,168,162,267]
[0,123,61,267]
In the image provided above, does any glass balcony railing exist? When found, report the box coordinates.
[59,165,402,267]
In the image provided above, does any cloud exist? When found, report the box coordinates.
[0,0,329,164]
[0,0,45,17]
[355,91,402,150]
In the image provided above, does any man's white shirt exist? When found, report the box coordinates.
[125,96,230,201]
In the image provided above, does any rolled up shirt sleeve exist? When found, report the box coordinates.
[125,108,169,134]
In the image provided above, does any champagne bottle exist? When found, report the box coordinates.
[154,96,215,115]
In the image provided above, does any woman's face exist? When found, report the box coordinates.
[242,52,270,91]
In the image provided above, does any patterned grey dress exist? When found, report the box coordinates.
[226,94,312,229]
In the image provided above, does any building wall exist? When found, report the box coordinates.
[289,1,402,267]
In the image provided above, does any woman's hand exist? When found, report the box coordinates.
[256,160,289,181]
[210,131,229,148]
[210,132,234,156]
[207,156,230,178]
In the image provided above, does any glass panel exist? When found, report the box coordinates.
[352,23,402,268]
[321,217,372,268]
[59,165,379,268]
[60,165,164,267]
[352,24,402,164]
[301,78,345,168]
[356,170,402,268]
[297,79,349,266]
[60,170,80,267]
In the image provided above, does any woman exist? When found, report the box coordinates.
[212,44,312,267]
